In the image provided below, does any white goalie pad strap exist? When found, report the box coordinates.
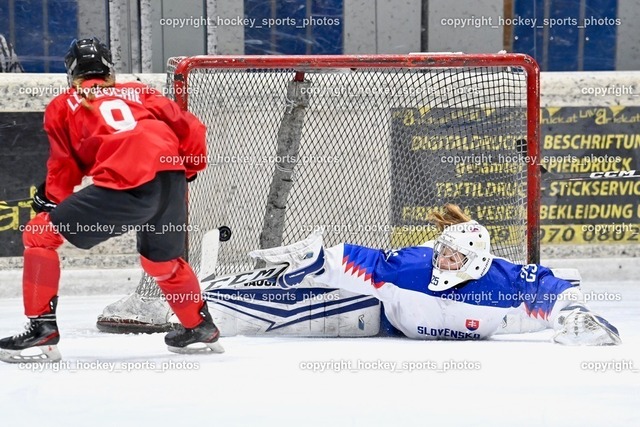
[548,287,587,323]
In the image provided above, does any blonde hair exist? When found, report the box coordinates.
[428,203,472,232]
[71,75,115,109]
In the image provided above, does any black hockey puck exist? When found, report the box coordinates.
[218,226,232,242]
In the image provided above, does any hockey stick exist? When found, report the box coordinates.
[0,197,32,207]
[540,167,640,182]
[197,226,233,285]
[196,226,290,291]
[201,262,290,291]
[513,138,640,182]
[201,243,326,294]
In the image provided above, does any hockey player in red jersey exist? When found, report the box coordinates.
[0,37,222,363]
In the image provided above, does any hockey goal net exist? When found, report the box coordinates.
[97,53,540,333]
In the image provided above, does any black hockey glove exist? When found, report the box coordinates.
[32,182,57,213]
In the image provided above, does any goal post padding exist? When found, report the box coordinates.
[97,53,541,337]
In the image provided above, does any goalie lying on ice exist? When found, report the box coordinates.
[249,204,621,346]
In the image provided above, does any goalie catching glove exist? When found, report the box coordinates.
[553,304,621,346]
[32,182,57,213]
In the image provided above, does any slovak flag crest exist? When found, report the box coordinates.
[465,319,480,331]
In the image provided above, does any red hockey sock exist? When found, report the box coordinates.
[23,247,61,317]
[140,257,204,328]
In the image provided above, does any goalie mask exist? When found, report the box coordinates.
[429,220,493,291]
[64,37,113,85]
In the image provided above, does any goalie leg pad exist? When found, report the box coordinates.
[140,256,203,328]
[249,230,326,288]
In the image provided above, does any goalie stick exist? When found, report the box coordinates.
[200,243,326,292]
[197,226,231,281]
[200,262,290,293]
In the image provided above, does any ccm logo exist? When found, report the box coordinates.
[590,170,639,179]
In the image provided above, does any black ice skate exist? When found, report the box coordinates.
[0,297,62,363]
[165,303,224,354]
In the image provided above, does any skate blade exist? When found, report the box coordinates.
[0,345,62,363]
[167,341,225,355]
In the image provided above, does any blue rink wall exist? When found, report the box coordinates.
[2,0,640,72]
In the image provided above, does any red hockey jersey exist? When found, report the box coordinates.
[43,79,207,203]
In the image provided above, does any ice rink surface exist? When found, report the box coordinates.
[1,279,638,427]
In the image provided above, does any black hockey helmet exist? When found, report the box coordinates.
[64,37,113,83]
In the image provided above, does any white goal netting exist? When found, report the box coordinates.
[97,54,540,333]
